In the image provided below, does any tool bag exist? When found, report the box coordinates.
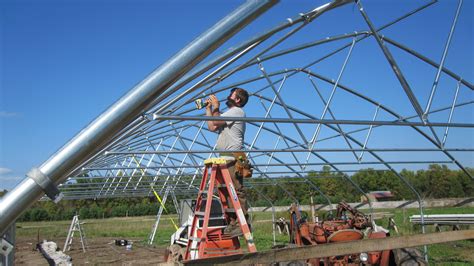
[232,152,253,178]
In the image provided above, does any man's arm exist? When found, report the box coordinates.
[206,94,226,132]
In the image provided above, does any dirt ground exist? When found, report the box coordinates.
[15,236,167,265]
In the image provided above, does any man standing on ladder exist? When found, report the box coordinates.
[205,87,251,237]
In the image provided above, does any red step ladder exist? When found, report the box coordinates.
[184,158,256,260]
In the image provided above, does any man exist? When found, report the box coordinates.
[205,87,250,236]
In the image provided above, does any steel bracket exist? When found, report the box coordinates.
[0,238,13,257]
[26,168,63,203]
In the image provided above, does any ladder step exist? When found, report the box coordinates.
[203,247,238,251]
[194,211,206,216]
[189,236,202,242]
[224,208,235,213]
[203,250,242,255]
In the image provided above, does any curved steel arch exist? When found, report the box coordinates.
[1,0,472,241]
[54,0,474,207]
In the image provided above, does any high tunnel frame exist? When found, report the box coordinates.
[1,0,472,255]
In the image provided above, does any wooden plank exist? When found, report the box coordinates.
[184,229,474,265]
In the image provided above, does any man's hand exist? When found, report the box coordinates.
[205,94,222,132]
[205,98,212,111]
[209,94,220,111]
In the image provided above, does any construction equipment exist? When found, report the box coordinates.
[194,98,209,110]
[165,158,256,262]
[285,202,426,265]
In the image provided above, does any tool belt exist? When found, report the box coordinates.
[232,152,253,178]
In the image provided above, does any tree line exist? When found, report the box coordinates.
[247,164,473,206]
[4,164,472,222]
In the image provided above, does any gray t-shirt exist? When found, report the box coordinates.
[216,107,245,151]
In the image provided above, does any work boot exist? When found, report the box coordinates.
[223,222,243,237]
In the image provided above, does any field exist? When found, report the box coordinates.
[15,206,474,265]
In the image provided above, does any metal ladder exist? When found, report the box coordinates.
[63,215,87,253]
[147,187,171,245]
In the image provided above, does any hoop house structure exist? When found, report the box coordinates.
[1,0,472,254]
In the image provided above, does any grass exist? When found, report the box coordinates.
[371,207,474,264]
[16,206,474,264]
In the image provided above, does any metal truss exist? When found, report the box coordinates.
[56,0,473,202]
[0,0,472,237]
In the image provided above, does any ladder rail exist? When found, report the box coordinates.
[198,165,219,258]
[148,188,171,245]
[63,215,76,252]
[78,221,87,252]
[219,164,256,252]
[184,166,209,260]
[171,191,181,217]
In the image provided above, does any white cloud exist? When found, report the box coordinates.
[0,178,23,190]
[0,111,19,118]
[0,168,22,190]
[0,167,13,175]
[0,176,21,182]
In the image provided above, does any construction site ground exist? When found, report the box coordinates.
[15,236,166,265]
[13,206,474,265]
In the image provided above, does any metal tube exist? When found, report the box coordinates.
[357,0,425,122]
[158,85,473,185]
[105,148,473,155]
[219,0,437,100]
[253,101,334,209]
[149,0,344,115]
[307,72,359,163]
[358,105,380,162]
[156,0,354,116]
[443,81,461,146]
[153,114,473,128]
[152,128,182,193]
[112,153,138,195]
[0,0,278,234]
[296,69,473,179]
[168,123,205,192]
[424,0,463,116]
[109,156,135,195]
[122,146,150,192]
[247,184,276,246]
[102,156,127,195]
[257,95,303,171]
[382,36,473,90]
[97,161,119,196]
[249,76,287,151]
[188,130,217,189]
[133,139,163,190]
[307,38,356,149]
[259,61,309,144]
[81,160,453,172]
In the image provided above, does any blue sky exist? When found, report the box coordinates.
[1,0,473,190]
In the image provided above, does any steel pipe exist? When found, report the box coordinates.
[153,115,473,128]
[0,0,278,235]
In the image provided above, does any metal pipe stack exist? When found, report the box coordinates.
[410,214,474,225]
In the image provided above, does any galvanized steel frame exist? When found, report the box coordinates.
[0,2,472,259]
